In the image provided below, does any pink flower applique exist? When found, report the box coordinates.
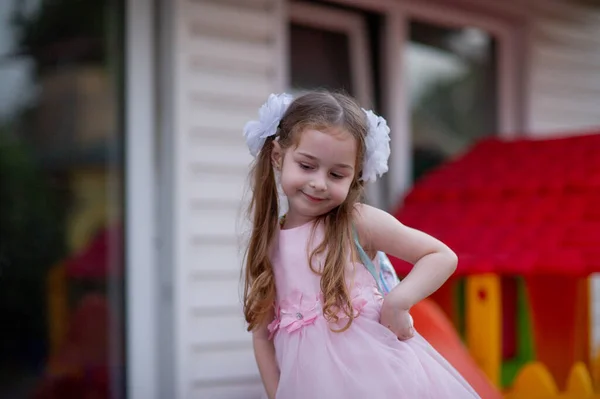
[351,296,368,315]
[279,290,320,333]
[267,303,280,340]
[318,282,368,320]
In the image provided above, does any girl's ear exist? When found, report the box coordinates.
[271,140,283,170]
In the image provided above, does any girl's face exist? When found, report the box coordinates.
[272,127,358,227]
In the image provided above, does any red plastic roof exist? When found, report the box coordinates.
[390,132,600,277]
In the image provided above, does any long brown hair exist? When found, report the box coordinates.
[243,91,369,332]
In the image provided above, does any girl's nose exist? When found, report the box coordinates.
[310,176,327,191]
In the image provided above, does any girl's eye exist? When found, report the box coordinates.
[330,172,344,179]
[299,163,313,170]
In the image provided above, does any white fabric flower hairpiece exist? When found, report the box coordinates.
[361,108,391,183]
[243,93,294,157]
[243,93,391,183]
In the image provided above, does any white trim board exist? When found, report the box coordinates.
[125,0,159,397]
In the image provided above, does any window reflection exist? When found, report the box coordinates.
[0,1,124,397]
[407,21,498,182]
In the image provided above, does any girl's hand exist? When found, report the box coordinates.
[380,295,414,341]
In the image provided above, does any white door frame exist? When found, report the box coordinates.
[322,0,521,204]
[125,0,159,398]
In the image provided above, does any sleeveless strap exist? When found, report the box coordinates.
[352,227,383,294]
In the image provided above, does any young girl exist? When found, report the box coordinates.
[242,91,480,399]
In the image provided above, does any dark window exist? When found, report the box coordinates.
[0,0,125,397]
[290,24,353,94]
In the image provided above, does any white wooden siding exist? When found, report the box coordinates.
[526,0,600,135]
[172,0,283,397]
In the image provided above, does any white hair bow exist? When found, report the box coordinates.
[243,93,294,157]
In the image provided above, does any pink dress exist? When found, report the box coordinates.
[268,221,480,399]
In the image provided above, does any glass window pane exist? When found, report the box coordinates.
[290,23,353,95]
[406,21,498,182]
[0,1,125,397]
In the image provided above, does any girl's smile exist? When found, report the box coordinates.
[301,191,326,203]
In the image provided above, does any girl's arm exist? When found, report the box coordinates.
[354,203,458,309]
[252,313,279,399]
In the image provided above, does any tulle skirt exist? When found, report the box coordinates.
[272,303,480,399]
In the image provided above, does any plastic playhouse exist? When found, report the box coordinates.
[390,132,600,398]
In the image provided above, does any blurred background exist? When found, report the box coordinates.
[0,0,599,398]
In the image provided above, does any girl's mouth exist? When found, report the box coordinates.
[302,192,325,203]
